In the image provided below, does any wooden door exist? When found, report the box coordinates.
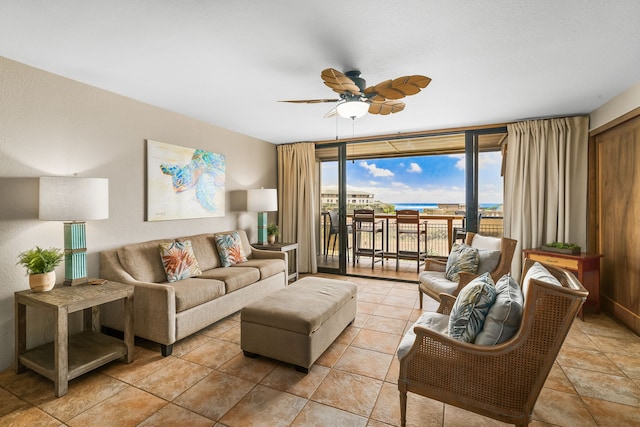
[595,115,640,333]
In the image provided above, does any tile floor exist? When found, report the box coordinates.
[1,273,640,426]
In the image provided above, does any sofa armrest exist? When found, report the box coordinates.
[100,250,177,345]
[250,247,288,277]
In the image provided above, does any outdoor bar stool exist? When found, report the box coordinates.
[352,209,385,269]
[395,209,428,273]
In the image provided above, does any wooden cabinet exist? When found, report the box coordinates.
[523,249,602,320]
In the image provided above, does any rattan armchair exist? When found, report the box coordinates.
[398,259,588,427]
[418,232,517,307]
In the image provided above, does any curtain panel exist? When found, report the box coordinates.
[504,116,588,275]
[277,142,317,274]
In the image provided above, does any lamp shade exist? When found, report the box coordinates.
[336,100,370,119]
[39,177,109,221]
[247,188,277,212]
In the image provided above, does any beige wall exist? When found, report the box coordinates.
[590,80,640,130]
[0,57,278,371]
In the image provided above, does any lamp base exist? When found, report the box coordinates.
[64,222,88,286]
[257,212,268,244]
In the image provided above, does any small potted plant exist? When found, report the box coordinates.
[17,246,64,292]
[267,223,279,244]
[541,241,581,255]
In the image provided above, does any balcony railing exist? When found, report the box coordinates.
[321,214,504,259]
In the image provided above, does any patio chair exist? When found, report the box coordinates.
[395,209,428,273]
[418,232,517,307]
[398,259,588,426]
[452,211,482,246]
[325,210,351,260]
[352,209,385,269]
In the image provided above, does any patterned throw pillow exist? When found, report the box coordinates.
[159,240,202,283]
[214,231,248,267]
[448,272,497,342]
[474,274,523,345]
[445,243,480,282]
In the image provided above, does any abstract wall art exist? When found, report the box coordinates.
[146,139,225,221]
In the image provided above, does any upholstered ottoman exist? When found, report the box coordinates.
[241,276,357,373]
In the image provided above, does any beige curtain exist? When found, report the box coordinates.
[504,116,589,275]
[277,142,317,273]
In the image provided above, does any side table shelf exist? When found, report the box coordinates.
[15,281,134,397]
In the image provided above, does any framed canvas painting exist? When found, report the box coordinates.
[146,139,225,221]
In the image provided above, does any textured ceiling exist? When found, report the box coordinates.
[1,1,639,144]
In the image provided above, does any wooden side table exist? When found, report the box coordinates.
[523,248,602,320]
[252,242,299,282]
[15,281,134,397]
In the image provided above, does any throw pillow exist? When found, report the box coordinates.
[445,243,480,282]
[214,231,248,267]
[522,261,561,297]
[159,240,202,283]
[475,274,524,345]
[476,249,501,275]
[448,272,496,342]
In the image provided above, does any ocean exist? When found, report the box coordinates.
[392,202,502,210]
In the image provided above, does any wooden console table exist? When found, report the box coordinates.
[15,281,134,397]
[523,248,602,320]
[252,242,299,282]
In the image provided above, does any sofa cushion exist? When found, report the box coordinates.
[214,231,248,267]
[445,243,480,282]
[159,240,202,282]
[475,274,523,345]
[177,233,220,271]
[233,258,285,280]
[448,272,496,342]
[170,278,226,313]
[117,239,173,283]
[200,266,260,293]
[397,312,449,360]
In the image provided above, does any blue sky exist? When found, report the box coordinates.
[322,152,503,204]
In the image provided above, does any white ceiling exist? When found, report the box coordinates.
[1,1,639,144]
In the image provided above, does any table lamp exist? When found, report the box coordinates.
[39,177,109,286]
[247,188,277,244]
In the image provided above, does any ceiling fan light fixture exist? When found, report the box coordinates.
[336,100,369,119]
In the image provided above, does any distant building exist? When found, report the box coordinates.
[321,191,374,209]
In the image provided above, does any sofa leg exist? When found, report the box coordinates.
[400,390,407,427]
[243,350,258,358]
[161,344,173,357]
[294,365,309,374]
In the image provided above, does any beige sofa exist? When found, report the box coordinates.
[99,230,287,356]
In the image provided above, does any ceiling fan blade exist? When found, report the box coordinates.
[321,68,361,95]
[365,75,431,100]
[368,100,405,115]
[324,107,338,119]
[279,98,340,104]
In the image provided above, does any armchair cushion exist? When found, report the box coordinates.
[475,274,523,345]
[397,311,449,359]
[523,261,561,296]
[476,249,501,275]
[445,243,480,281]
[448,273,496,342]
[418,271,459,297]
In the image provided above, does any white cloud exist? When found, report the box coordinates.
[360,161,394,177]
[407,162,422,173]
[392,182,409,188]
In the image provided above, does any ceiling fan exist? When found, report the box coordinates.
[280,68,431,119]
